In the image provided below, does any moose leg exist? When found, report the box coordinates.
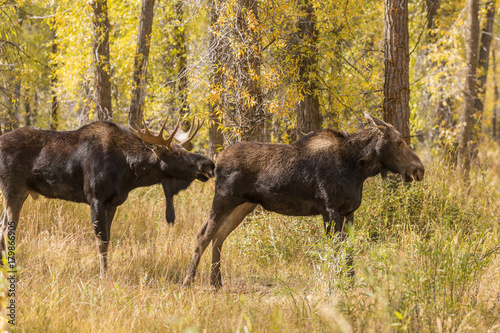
[182,218,218,287]
[0,192,28,259]
[183,199,243,287]
[322,208,342,238]
[90,201,109,277]
[344,212,354,234]
[0,211,7,256]
[105,206,117,242]
[341,212,355,279]
[323,209,356,278]
[211,203,257,288]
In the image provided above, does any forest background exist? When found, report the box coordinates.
[1,0,500,331]
[3,0,499,159]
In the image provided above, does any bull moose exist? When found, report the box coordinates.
[0,117,215,276]
[183,112,425,288]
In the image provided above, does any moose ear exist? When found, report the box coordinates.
[364,112,388,132]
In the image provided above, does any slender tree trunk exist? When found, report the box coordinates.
[162,0,189,116]
[457,0,480,176]
[128,0,156,129]
[236,0,263,142]
[50,82,58,129]
[427,1,458,146]
[425,0,439,32]
[295,0,320,138]
[419,0,439,113]
[50,32,59,130]
[4,8,23,132]
[24,93,31,126]
[91,0,112,122]
[33,92,39,126]
[422,0,449,142]
[208,0,226,157]
[208,0,263,146]
[383,0,410,143]
[472,0,495,138]
[174,1,189,115]
[166,1,192,136]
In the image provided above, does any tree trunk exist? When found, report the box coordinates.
[208,0,226,157]
[425,0,457,146]
[295,0,320,138]
[4,8,23,132]
[208,111,224,157]
[383,0,410,143]
[50,34,59,130]
[422,0,448,142]
[128,0,156,129]
[50,79,58,129]
[425,0,439,33]
[174,1,189,115]
[236,0,263,142]
[91,0,112,122]
[207,0,264,146]
[162,0,189,116]
[472,0,495,137]
[165,1,192,136]
[32,92,39,127]
[24,94,31,126]
[457,0,480,176]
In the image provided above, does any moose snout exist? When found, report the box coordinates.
[413,168,424,182]
[411,162,425,182]
[205,161,215,178]
[402,162,425,183]
[197,160,215,181]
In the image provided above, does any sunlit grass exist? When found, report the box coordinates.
[2,147,500,332]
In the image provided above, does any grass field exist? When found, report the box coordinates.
[1,143,500,332]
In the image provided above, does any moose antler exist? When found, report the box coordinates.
[131,116,181,149]
[174,118,205,149]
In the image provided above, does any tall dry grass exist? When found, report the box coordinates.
[1,143,499,332]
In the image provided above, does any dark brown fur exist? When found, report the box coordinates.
[183,113,425,288]
[0,121,215,276]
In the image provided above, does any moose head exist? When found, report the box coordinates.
[364,112,425,182]
[131,116,215,223]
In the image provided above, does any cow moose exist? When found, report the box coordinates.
[183,112,425,288]
[0,117,215,276]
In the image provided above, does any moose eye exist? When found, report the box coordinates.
[396,140,403,147]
